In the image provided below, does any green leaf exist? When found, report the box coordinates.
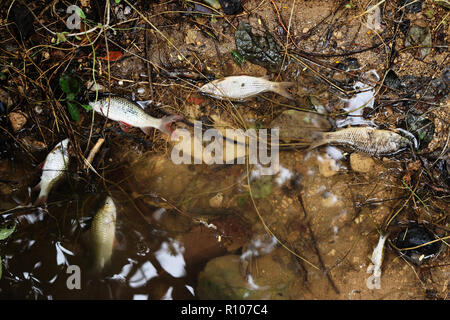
[115,0,121,3]
[81,104,92,111]
[67,102,80,122]
[0,222,16,240]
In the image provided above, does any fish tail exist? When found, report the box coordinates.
[273,82,296,100]
[307,131,330,151]
[155,114,184,136]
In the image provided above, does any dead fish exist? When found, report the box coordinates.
[309,127,414,156]
[199,75,295,101]
[89,96,183,136]
[90,196,116,272]
[33,138,70,206]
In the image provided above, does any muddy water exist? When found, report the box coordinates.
[0,135,447,299]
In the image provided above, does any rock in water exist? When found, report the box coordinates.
[219,0,242,14]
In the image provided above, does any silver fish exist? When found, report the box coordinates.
[309,127,414,156]
[89,96,183,136]
[34,138,70,206]
[199,75,295,101]
[91,196,116,272]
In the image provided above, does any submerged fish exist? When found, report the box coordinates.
[33,138,70,206]
[199,75,295,101]
[89,96,183,136]
[309,127,414,156]
[90,196,116,272]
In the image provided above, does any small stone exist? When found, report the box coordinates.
[209,193,223,208]
[8,111,27,131]
[318,157,339,177]
[302,27,309,33]
[350,153,375,173]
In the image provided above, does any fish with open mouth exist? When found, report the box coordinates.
[89,96,183,136]
[90,196,117,272]
[33,138,70,206]
[199,75,295,101]
[308,127,416,156]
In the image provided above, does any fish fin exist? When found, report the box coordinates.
[156,114,184,136]
[307,131,329,151]
[33,195,47,207]
[119,121,132,132]
[274,82,296,100]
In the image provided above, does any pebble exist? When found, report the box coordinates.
[209,193,223,208]
[318,157,339,177]
[350,153,375,173]
[8,111,27,131]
